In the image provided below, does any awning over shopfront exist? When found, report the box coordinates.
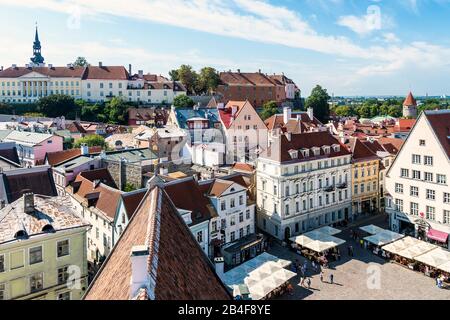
[427,229,449,243]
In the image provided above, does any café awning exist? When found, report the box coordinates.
[316,226,342,236]
[415,247,450,268]
[359,224,385,235]
[382,236,421,255]
[364,230,404,246]
[427,229,449,243]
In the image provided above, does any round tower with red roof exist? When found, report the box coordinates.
[403,91,417,118]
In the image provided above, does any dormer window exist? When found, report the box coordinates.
[288,149,298,159]
[312,147,320,156]
[332,144,341,152]
[300,148,309,158]
[322,146,330,154]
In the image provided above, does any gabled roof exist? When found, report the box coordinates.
[121,189,147,219]
[79,168,117,188]
[83,186,231,300]
[0,144,20,166]
[45,146,102,166]
[208,179,235,197]
[218,100,253,129]
[163,178,217,225]
[219,71,278,86]
[175,108,220,129]
[264,113,322,131]
[1,166,57,203]
[347,138,379,162]
[425,110,450,159]
[395,119,416,132]
[231,162,255,173]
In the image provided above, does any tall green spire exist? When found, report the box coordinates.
[30,24,45,65]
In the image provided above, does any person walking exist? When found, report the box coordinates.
[306,277,311,289]
[320,271,324,283]
[329,273,334,284]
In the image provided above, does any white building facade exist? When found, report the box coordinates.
[386,110,450,249]
[256,131,353,241]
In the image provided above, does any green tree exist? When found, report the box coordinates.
[173,95,195,108]
[168,69,180,81]
[123,182,137,192]
[260,100,279,120]
[388,105,402,118]
[37,94,77,118]
[356,105,371,118]
[73,56,90,67]
[74,134,106,148]
[176,65,198,95]
[104,97,129,124]
[334,105,352,117]
[305,85,330,123]
[197,67,220,94]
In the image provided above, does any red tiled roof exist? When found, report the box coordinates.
[164,178,217,225]
[403,91,417,106]
[261,131,351,163]
[348,138,379,162]
[395,119,416,132]
[425,110,450,158]
[220,72,277,86]
[264,113,321,131]
[0,66,85,78]
[72,172,122,220]
[79,168,117,188]
[82,66,129,80]
[218,101,251,129]
[45,146,102,166]
[377,137,404,155]
[121,189,147,219]
[84,186,231,300]
[232,162,255,173]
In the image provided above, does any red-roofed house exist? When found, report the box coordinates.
[218,100,267,164]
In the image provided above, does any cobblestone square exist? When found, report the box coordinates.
[269,217,450,300]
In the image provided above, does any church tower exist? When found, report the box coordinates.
[30,25,45,66]
[402,91,417,118]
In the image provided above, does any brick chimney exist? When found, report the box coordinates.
[23,193,35,214]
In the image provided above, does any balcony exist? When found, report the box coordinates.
[336,182,347,189]
[324,185,335,192]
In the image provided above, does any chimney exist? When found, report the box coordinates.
[159,166,168,176]
[138,70,143,78]
[237,69,241,73]
[23,193,35,214]
[214,257,225,281]
[12,64,17,69]
[130,245,151,298]
[98,61,103,68]
[129,64,132,75]
[307,107,314,121]
[80,143,89,155]
[283,107,291,124]
[258,69,261,74]
[0,66,3,71]
[231,105,238,118]
[48,64,53,69]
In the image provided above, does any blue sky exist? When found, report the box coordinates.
[1,0,450,96]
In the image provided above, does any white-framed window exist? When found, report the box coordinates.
[419,139,426,146]
[0,254,4,273]
[410,202,419,216]
[30,272,43,293]
[401,168,409,178]
[424,156,433,166]
[57,266,69,285]
[230,231,236,242]
[412,154,421,164]
[57,239,70,257]
[395,183,403,194]
[0,283,6,300]
[444,210,450,224]
[58,291,71,300]
[437,174,447,185]
[196,231,203,243]
[424,172,433,182]
[395,199,404,212]
[410,186,419,197]
[444,192,450,204]
[230,216,236,226]
[426,189,435,200]
[29,246,43,265]
[426,206,435,220]
[412,170,421,180]
[230,198,235,208]
[221,201,226,211]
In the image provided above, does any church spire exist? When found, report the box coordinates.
[30,24,45,66]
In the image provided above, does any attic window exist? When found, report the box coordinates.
[14,230,28,239]
[230,188,235,192]
[322,146,330,154]
[312,147,320,156]
[332,144,341,152]
[300,148,309,158]
[288,150,298,159]
[42,224,55,233]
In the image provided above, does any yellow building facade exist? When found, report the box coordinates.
[0,194,89,300]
